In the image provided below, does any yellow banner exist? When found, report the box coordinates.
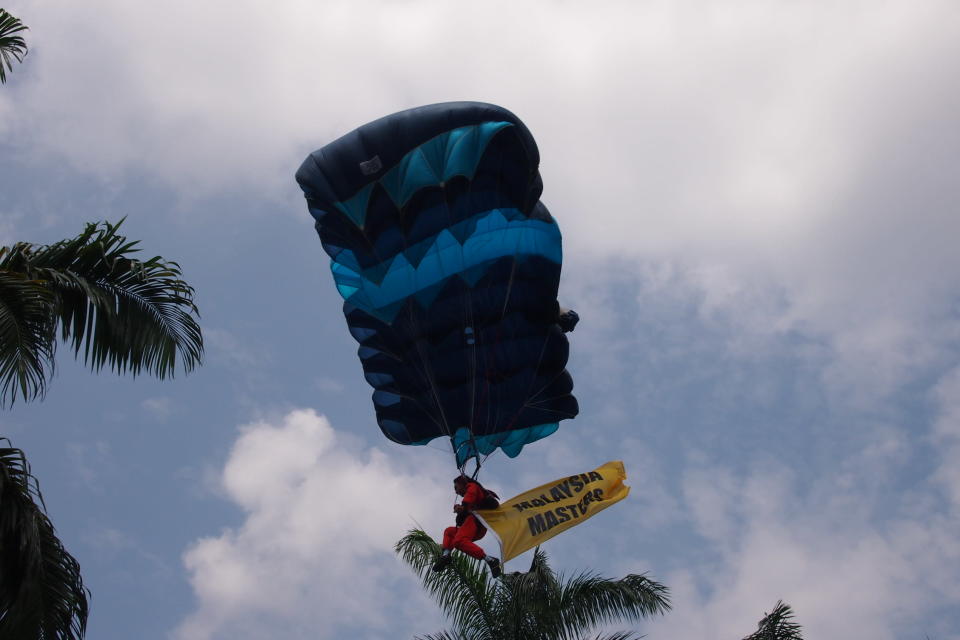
[474,461,629,563]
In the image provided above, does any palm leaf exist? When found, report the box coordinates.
[0,439,89,639]
[742,601,803,640]
[395,529,497,640]
[397,529,669,640]
[511,547,669,640]
[414,632,468,640]
[0,9,28,84]
[0,270,56,405]
[0,219,204,406]
[492,549,563,639]
[557,571,671,634]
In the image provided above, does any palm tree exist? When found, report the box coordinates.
[0,9,28,84]
[395,529,671,640]
[742,601,803,640]
[1,220,203,638]
[0,219,204,407]
[0,440,88,639]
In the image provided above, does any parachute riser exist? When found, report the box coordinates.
[451,431,484,480]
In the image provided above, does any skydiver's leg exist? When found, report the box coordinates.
[438,518,502,577]
[433,526,459,572]
[451,517,486,560]
[442,526,458,550]
[454,516,503,577]
[452,537,486,559]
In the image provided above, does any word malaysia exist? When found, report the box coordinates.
[511,471,607,536]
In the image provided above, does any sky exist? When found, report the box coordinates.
[2,1,960,638]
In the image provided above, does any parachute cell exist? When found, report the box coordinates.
[296,102,578,466]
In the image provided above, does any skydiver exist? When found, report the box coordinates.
[432,475,503,578]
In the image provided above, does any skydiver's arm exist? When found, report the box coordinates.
[459,482,484,512]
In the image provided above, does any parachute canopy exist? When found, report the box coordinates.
[296,102,578,466]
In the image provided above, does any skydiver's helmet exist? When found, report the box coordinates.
[453,475,470,495]
[453,476,500,508]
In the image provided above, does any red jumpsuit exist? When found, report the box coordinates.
[442,481,488,560]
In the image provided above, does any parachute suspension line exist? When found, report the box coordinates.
[391,307,445,444]
[489,210,528,437]
[457,162,480,463]
[411,312,454,438]
[479,258,516,441]
[353,183,428,448]
[520,314,571,409]
[428,157,481,474]
[451,431,483,478]
[432,153,478,473]
[394,190,454,443]
[475,446,498,478]
[460,445,481,480]
[503,331,552,432]
[394,200,449,442]
[501,258,519,315]
[477,141,514,442]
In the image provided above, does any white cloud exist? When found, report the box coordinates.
[82,525,176,586]
[142,396,172,419]
[6,0,959,402]
[175,408,457,640]
[649,440,960,640]
[932,366,960,508]
[65,440,112,491]
[0,209,23,246]
[201,327,274,381]
[314,376,345,394]
[5,3,960,634]
[172,366,960,640]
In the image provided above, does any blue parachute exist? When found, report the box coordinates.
[295,102,578,467]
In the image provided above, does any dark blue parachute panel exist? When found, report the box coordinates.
[296,102,578,466]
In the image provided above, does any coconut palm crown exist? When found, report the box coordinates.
[396,529,670,640]
[742,601,803,640]
[0,9,28,84]
[0,219,204,407]
[0,440,88,639]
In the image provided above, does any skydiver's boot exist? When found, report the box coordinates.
[432,549,452,572]
[485,555,502,578]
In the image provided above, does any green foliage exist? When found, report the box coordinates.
[0,221,202,638]
[0,269,56,405]
[396,529,670,640]
[0,9,28,84]
[0,439,88,639]
[0,219,204,407]
[742,601,803,640]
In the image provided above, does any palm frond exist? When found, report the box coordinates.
[558,571,671,633]
[742,601,803,640]
[414,632,468,640]
[395,529,496,639]
[0,440,89,639]
[397,530,669,640]
[589,633,645,640]
[492,549,563,639]
[0,9,28,84]
[502,547,669,640]
[0,269,57,406]
[0,220,204,406]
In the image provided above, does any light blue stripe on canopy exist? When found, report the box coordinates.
[329,208,562,323]
[332,121,514,228]
[451,424,560,467]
